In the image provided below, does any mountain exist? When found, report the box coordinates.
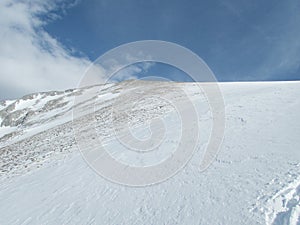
[0,80,299,225]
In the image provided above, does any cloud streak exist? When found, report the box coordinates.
[252,0,300,80]
[0,0,91,100]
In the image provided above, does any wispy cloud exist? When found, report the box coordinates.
[111,62,155,82]
[251,0,300,80]
[216,0,300,81]
[0,0,92,100]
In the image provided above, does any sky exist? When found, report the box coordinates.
[0,0,300,100]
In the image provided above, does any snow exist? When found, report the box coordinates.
[0,81,299,225]
[0,84,110,147]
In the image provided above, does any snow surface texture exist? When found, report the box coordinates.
[0,81,299,224]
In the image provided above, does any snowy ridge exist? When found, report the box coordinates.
[0,80,205,177]
[0,81,299,225]
[0,83,118,147]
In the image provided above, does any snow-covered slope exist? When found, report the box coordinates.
[0,81,299,225]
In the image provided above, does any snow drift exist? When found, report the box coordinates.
[0,80,299,225]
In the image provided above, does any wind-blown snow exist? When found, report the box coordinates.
[0,81,299,225]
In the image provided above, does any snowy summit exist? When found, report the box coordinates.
[0,80,299,225]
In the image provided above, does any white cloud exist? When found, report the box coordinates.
[0,0,157,100]
[0,0,93,100]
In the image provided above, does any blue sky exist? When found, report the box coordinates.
[45,0,300,82]
[0,0,300,100]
